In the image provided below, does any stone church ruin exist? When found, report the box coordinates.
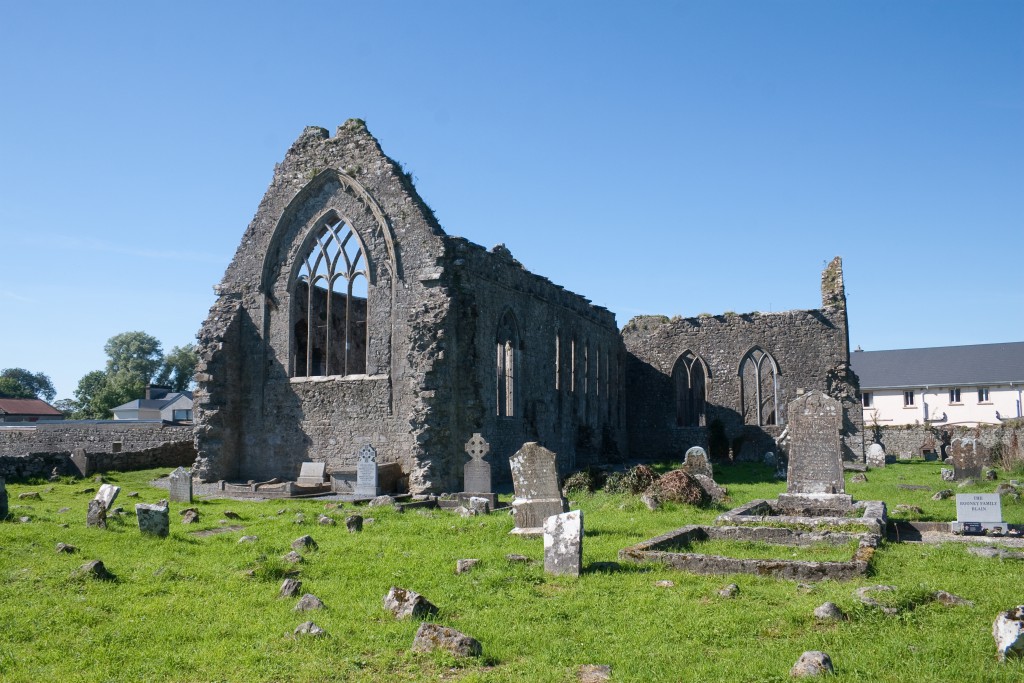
[192,119,862,495]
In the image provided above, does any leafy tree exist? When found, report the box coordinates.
[154,344,198,392]
[72,370,111,419]
[0,368,57,401]
[104,331,164,380]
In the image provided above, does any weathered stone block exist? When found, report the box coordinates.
[135,503,170,537]
[510,442,567,533]
[543,510,583,577]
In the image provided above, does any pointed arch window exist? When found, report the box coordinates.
[673,351,708,427]
[739,348,779,426]
[292,218,368,377]
[496,311,520,417]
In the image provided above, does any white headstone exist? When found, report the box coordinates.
[94,483,120,511]
[168,467,193,502]
[956,493,1003,523]
[543,510,583,577]
[297,462,327,487]
[866,443,886,468]
[355,444,380,497]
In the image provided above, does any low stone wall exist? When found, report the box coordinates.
[0,421,196,481]
[871,422,1024,467]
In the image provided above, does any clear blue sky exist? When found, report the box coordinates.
[1,1,1022,400]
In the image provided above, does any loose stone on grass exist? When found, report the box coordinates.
[456,559,480,574]
[223,511,241,519]
[57,507,70,513]
[718,583,739,598]
[641,493,661,511]
[317,515,335,526]
[855,585,899,615]
[790,651,834,677]
[994,606,1024,662]
[279,578,303,598]
[291,535,318,552]
[294,594,325,611]
[282,551,304,564]
[813,602,846,621]
[238,535,258,543]
[506,554,532,564]
[73,560,113,581]
[411,623,481,657]
[384,586,438,619]
[18,492,41,500]
[654,580,675,588]
[345,515,363,532]
[368,495,396,507]
[181,509,200,524]
[932,490,953,500]
[578,664,612,682]
[55,542,77,554]
[294,621,325,637]
[933,590,974,607]
[851,473,867,484]
[293,513,306,524]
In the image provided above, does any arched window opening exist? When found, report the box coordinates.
[739,348,779,426]
[293,219,368,377]
[673,351,708,427]
[496,311,519,417]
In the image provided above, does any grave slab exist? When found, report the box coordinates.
[168,467,193,503]
[509,442,568,535]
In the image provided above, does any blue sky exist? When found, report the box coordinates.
[1,1,1022,400]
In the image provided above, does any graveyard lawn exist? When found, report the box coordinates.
[0,463,1021,683]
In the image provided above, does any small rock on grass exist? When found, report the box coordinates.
[223,511,241,519]
[346,515,363,533]
[813,602,846,621]
[456,559,480,574]
[933,590,974,607]
[384,586,438,619]
[506,554,532,563]
[55,543,78,554]
[994,605,1024,662]
[932,490,953,500]
[895,504,924,514]
[57,507,71,513]
[282,551,304,564]
[291,535,318,552]
[238,535,258,543]
[294,621,325,637]
[411,623,481,657]
[279,578,303,598]
[317,515,335,526]
[18,516,30,523]
[181,510,199,524]
[127,492,139,498]
[654,580,675,588]
[641,493,661,511]
[18,492,40,500]
[294,594,325,611]
[718,583,739,598]
[368,495,396,507]
[790,651,834,677]
[73,560,113,581]
[850,473,868,483]
[578,664,612,682]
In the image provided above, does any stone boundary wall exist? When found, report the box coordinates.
[0,422,196,481]
[872,422,1024,467]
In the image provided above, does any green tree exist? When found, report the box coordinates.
[104,331,164,379]
[0,368,57,401]
[155,344,198,391]
[72,370,111,419]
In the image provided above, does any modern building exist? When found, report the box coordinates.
[0,397,64,423]
[112,386,193,422]
[851,342,1024,427]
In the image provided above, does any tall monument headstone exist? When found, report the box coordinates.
[777,391,851,514]
[168,467,193,503]
[355,444,380,497]
[509,442,568,535]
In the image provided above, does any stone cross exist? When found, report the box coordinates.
[355,444,380,497]
[168,467,193,503]
[509,442,568,534]
[463,433,492,494]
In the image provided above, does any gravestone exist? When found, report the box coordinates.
[168,467,193,502]
[87,499,107,528]
[543,510,583,577]
[950,437,988,481]
[355,444,380,497]
[463,433,492,493]
[70,448,92,477]
[95,484,120,511]
[777,391,851,514]
[682,446,713,478]
[952,493,1004,534]
[0,477,7,520]
[136,503,170,537]
[866,443,886,468]
[509,442,568,535]
[296,462,327,488]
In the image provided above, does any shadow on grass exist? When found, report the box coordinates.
[584,561,654,575]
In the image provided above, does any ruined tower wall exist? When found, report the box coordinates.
[443,238,627,483]
[622,257,863,465]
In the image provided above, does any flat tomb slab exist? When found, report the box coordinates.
[331,463,403,494]
[619,525,879,582]
[716,499,887,535]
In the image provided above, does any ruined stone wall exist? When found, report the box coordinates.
[444,238,627,484]
[194,121,455,492]
[871,422,1024,467]
[622,258,863,465]
[0,422,196,480]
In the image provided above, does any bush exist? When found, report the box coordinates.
[650,469,710,507]
[604,465,658,495]
[562,470,596,495]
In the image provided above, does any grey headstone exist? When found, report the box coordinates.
[355,444,380,497]
[463,433,492,494]
[135,503,170,537]
[682,447,713,478]
[468,496,490,514]
[70,448,92,477]
[0,477,7,519]
[950,437,988,480]
[509,442,568,532]
[168,467,193,502]
[866,443,886,468]
[296,461,327,487]
[95,483,120,510]
[543,510,583,577]
[785,391,844,495]
[86,499,107,529]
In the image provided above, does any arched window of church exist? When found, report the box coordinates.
[739,347,780,426]
[496,311,520,417]
[673,351,708,426]
[293,218,368,377]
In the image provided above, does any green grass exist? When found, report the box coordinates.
[0,462,1022,682]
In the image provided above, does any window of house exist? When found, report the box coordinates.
[978,387,990,402]
[673,351,708,427]
[904,391,915,407]
[293,218,368,378]
[112,442,122,453]
[739,347,779,426]
[496,311,519,417]
[862,392,872,408]
[949,388,961,404]
[172,409,192,421]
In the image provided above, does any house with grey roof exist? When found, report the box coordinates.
[112,385,193,422]
[851,342,1024,427]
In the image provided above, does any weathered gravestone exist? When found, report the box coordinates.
[866,443,887,468]
[543,509,583,577]
[682,446,713,478]
[462,433,496,508]
[135,502,170,537]
[509,442,568,535]
[87,499,107,528]
[296,462,327,488]
[168,467,193,502]
[96,483,120,510]
[70,447,92,477]
[354,444,380,497]
[777,391,851,515]
[0,477,7,519]
[950,437,988,481]
[953,493,1004,534]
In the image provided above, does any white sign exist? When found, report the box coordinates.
[956,493,1002,523]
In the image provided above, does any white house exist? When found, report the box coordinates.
[112,385,193,422]
[851,342,1024,427]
